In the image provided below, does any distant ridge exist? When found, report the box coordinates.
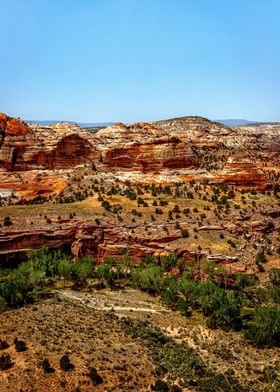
[25,120,114,128]
[216,119,261,127]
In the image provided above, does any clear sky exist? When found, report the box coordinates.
[1,0,280,123]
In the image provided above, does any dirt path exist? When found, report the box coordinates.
[57,288,169,316]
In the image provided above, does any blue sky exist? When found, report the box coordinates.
[1,0,280,122]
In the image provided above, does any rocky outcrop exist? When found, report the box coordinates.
[0,222,192,266]
[236,123,280,151]
[0,118,100,171]
[31,133,97,169]
[0,225,77,266]
[0,113,29,138]
[212,158,271,190]
[95,122,198,171]
[0,113,278,197]
[0,114,30,170]
[249,219,275,234]
[154,116,280,151]
[154,116,235,148]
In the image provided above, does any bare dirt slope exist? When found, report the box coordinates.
[0,288,279,392]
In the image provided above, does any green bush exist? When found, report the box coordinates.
[269,268,280,286]
[72,258,94,286]
[97,263,116,287]
[256,286,280,305]
[3,216,13,226]
[57,258,73,284]
[244,305,280,347]
[0,279,34,308]
[256,250,267,264]
[233,274,258,289]
[160,253,177,272]
[206,290,242,331]
[160,277,179,307]
[132,265,163,294]
[177,278,242,330]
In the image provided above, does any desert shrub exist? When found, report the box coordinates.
[88,366,103,385]
[269,268,280,286]
[257,262,265,272]
[0,340,9,350]
[120,319,206,388]
[196,372,244,392]
[152,380,169,391]
[60,354,74,371]
[101,200,111,211]
[256,250,267,264]
[3,216,13,226]
[181,229,189,238]
[227,239,236,248]
[42,358,55,373]
[0,353,13,370]
[170,386,182,392]
[244,305,280,347]
[120,309,244,391]
[15,340,27,352]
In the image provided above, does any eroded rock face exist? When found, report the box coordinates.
[0,222,193,266]
[211,158,271,190]
[0,113,278,202]
[154,116,235,148]
[0,118,100,171]
[95,122,198,171]
[0,114,275,178]
[0,113,30,138]
[31,133,97,169]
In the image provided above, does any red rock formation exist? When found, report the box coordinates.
[0,117,100,171]
[96,122,198,171]
[216,159,271,189]
[0,113,29,137]
[0,225,77,266]
[0,222,192,266]
[0,113,278,198]
[31,134,98,169]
